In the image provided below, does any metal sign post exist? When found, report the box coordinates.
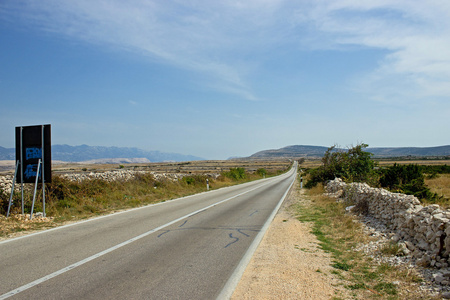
[30,159,42,220]
[20,126,24,215]
[41,125,46,217]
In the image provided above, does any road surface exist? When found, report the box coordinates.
[0,164,296,299]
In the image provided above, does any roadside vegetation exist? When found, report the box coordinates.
[299,143,450,298]
[0,166,285,237]
[297,184,432,299]
[303,143,450,207]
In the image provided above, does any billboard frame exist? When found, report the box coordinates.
[7,124,51,219]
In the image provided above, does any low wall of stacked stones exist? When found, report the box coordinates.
[326,178,450,269]
[0,171,220,194]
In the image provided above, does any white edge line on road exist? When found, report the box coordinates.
[0,174,290,300]
[216,166,297,300]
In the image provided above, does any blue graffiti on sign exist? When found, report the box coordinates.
[26,147,42,160]
[24,164,41,180]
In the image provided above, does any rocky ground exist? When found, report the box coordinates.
[356,215,450,298]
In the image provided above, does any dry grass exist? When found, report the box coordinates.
[298,184,435,299]
[426,174,450,199]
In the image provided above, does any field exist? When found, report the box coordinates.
[51,159,293,175]
[426,174,450,201]
[0,158,293,175]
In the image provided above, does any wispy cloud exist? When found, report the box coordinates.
[293,0,450,102]
[2,0,271,101]
[3,0,450,104]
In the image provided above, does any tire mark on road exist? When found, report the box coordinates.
[225,233,239,248]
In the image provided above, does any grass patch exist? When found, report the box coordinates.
[347,283,366,290]
[332,261,352,271]
[380,242,403,256]
[374,282,397,295]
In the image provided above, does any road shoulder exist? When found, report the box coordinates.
[231,179,349,299]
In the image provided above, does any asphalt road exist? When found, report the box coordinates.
[0,164,297,299]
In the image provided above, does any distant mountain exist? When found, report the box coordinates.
[0,146,14,160]
[0,145,204,162]
[78,158,151,164]
[366,146,450,157]
[249,145,329,159]
[248,145,450,159]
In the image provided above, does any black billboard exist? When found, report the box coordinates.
[15,124,52,183]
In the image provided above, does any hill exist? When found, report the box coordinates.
[0,145,203,162]
[248,145,450,159]
[249,145,329,159]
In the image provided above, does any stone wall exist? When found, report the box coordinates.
[0,171,220,194]
[326,178,450,269]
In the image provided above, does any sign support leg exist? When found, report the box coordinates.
[30,159,41,220]
[7,161,20,217]
[42,125,46,217]
[20,126,24,215]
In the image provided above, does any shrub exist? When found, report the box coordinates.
[181,175,207,185]
[421,164,450,174]
[223,168,246,180]
[256,168,267,177]
[183,177,195,185]
[379,164,440,202]
[305,143,376,188]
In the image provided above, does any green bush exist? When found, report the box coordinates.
[223,168,246,180]
[181,175,207,185]
[379,164,440,201]
[256,168,267,177]
[183,177,195,185]
[421,164,450,174]
[305,143,376,188]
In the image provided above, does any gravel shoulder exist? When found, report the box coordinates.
[231,180,350,299]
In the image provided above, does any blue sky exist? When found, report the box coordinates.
[1,1,449,160]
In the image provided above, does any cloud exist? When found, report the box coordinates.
[292,0,450,102]
[3,0,450,104]
[2,0,265,100]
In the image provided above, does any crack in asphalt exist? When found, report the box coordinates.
[156,226,258,248]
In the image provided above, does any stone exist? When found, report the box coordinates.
[325,178,450,270]
[433,273,445,284]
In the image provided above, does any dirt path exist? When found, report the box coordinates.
[231,180,349,299]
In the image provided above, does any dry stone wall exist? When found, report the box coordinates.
[326,178,450,269]
[0,171,220,194]
[0,175,15,194]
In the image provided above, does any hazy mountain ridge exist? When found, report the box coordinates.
[0,145,203,162]
[249,145,450,158]
[2,144,449,162]
[250,145,329,158]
